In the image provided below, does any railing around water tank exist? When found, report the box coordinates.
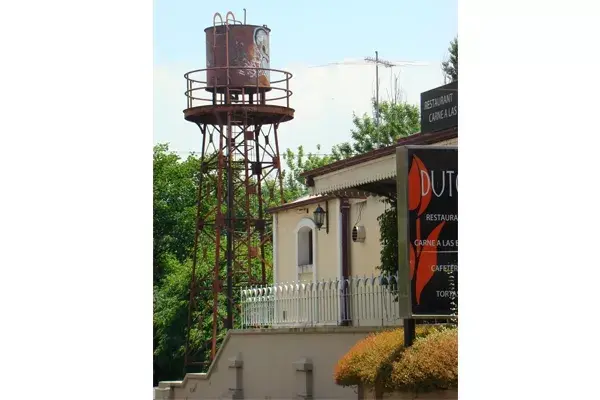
[184,67,293,110]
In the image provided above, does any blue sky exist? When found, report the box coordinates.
[154,0,457,156]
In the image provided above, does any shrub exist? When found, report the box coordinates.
[333,325,445,391]
[390,328,458,393]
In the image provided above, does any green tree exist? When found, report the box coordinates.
[282,144,333,199]
[333,101,420,159]
[442,37,458,82]
[282,100,420,201]
[154,246,226,384]
[377,199,398,276]
[153,145,208,384]
[153,144,201,284]
[154,144,280,384]
[154,255,193,385]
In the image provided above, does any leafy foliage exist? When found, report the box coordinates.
[153,144,277,385]
[333,101,420,159]
[377,199,398,276]
[153,144,200,284]
[391,328,458,393]
[442,37,458,82]
[282,144,333,199]
[283,100,420,201]
[333,325,448,391]
[153,145,212,384]
[153,254,194,383]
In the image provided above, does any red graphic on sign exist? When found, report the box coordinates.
[407,154,446,305]
[415,221,446,305]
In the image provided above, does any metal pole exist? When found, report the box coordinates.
[255,125,267,284]
[404,318,415,347]
[375,51,379,126]
[226,112,234,330]
[183,124,208,373]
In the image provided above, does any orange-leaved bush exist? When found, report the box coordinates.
[333,325,444,390]
[391,328,458,393]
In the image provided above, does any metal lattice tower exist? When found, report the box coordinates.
[182,11,294,370]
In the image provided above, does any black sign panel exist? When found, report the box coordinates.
[420,81,457,133]
[397,146,458,317]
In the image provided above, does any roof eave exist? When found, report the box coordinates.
[300,127,458,179]
[266,195,337,214]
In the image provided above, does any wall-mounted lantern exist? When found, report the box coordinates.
[313,202,329,233]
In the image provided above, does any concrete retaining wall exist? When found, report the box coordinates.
[155,327,383,400]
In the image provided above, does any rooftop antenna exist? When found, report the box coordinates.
[365,52,416,125]
[310,55,430,126]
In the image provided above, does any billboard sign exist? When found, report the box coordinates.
[396,145,458,318]
[420,81,458,133]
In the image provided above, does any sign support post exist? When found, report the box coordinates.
[403,318,416,347]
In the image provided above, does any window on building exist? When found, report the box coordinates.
[297,226,313,266]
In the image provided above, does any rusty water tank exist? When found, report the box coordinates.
[205,24,271,93]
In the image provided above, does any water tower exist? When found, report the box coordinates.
[183,11,294,369]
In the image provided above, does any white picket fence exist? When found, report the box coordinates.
[240,274,407,328]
